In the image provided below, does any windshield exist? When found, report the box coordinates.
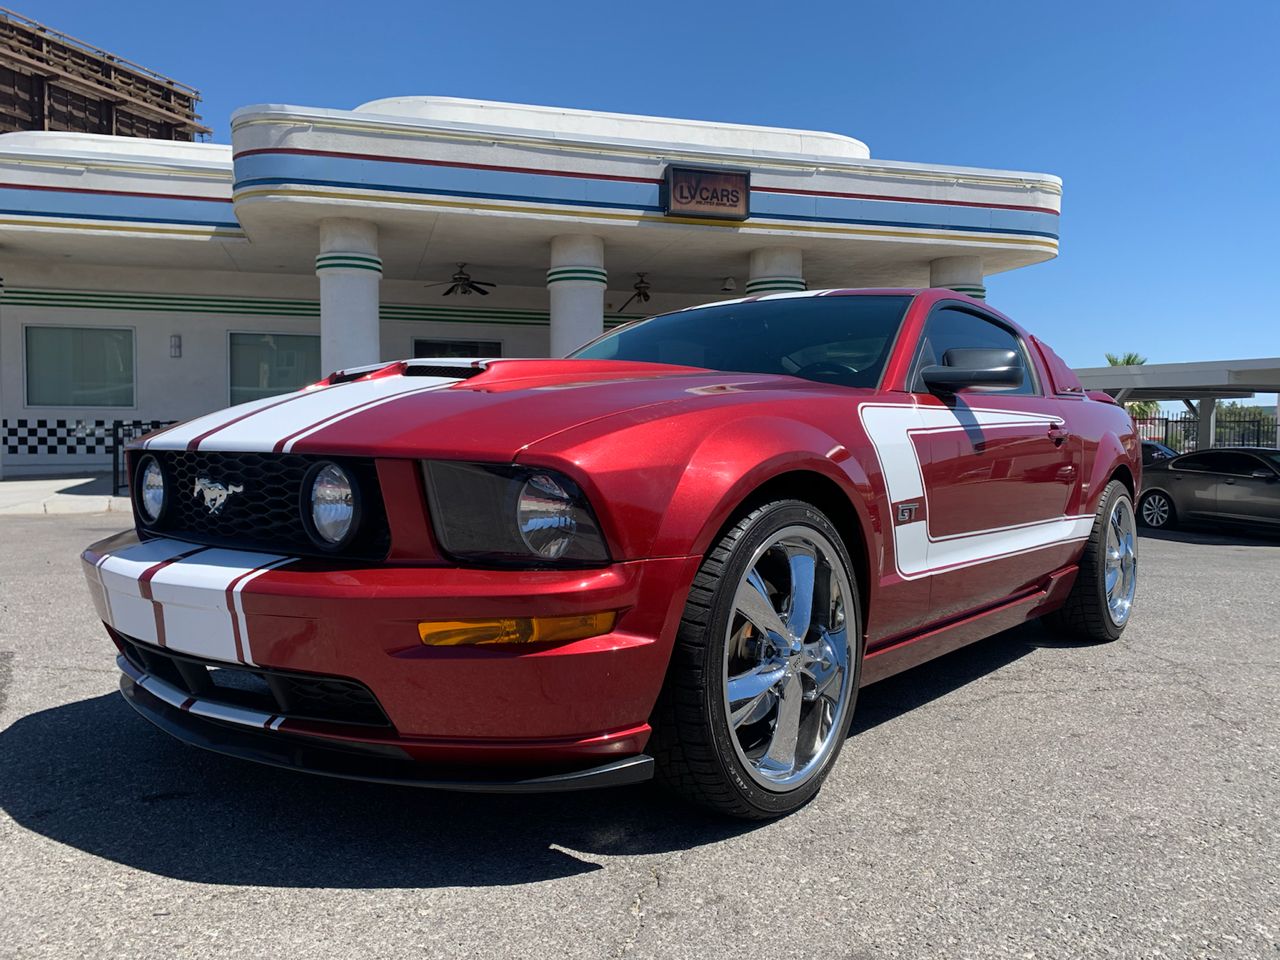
[572,295,912,389]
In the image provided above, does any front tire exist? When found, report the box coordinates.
[1045,479,1137,643]
[652,500,861,819]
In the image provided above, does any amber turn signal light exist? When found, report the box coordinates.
[417,611,617,647]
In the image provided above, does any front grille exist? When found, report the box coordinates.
[117,634,392,728]
[134,450,390,560]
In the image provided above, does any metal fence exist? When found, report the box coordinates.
[111,420,175,494]
[1132,414,1277,453]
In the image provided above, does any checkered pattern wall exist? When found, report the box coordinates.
[2,419,170,457]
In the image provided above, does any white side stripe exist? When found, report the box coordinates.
[859,402,1089,580]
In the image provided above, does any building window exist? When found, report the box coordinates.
[229,333,321,406]
[413,338,502,359]
[25,326,135,407]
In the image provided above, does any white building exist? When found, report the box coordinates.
[0,96,1061,477]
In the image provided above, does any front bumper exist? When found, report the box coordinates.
[83,531,700,782]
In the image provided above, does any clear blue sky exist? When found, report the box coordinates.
[36,0,1280,404]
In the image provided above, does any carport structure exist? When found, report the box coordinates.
[1075,357,1280,449]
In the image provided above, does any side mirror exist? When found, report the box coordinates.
[920,348,1023,393]
[1251,469,1277,481]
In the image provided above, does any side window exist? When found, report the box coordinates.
[911,307,1037,396]
[1174,452,1260,475]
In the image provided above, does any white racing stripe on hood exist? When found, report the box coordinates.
[144,390,317,450]
[145,375,462,453]
[277,376,462,452]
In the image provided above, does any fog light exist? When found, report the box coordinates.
[417,611,617,646]
[136,455,166,524]
[304,461,358,548]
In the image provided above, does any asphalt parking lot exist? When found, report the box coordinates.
[1,514,1277,960]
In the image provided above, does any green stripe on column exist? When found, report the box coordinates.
[546,266,607,285]
[315,253,383,273]
[745,277,806,294]
[948,284,987,299]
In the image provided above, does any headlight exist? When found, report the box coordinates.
[517,473,578,560]
[135,455,166,525]
[303,461,360,549]
[423,461,609,567]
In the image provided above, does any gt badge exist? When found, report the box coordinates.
[895,502,920,525]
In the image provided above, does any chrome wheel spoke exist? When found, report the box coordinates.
[727,662,786,729]
[783,542,817,644]
[759,673,803,775]
[734,569,788,649]
[801,626,847,700]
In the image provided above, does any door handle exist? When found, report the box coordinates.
[1223,478,1236,485]
[1047,426,1071,445]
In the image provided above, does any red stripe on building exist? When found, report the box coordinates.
[0,181,231,203]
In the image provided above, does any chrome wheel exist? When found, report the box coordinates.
[1105,496,1138,626]
[1141,492,1170,527]
[722,525,854,791]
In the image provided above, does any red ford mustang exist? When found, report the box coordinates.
[82,288,1140,818]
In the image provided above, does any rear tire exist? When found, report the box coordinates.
[1044,480,1137,643]
[1138,490,1176,529]
[651,500,861,819]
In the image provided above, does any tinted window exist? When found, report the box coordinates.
[229,333,320,406]
[572,296,911,389]
[1175,451,1265,475]
[911,307,1036,395]
[414,338,502,358]
[25,326,134,407]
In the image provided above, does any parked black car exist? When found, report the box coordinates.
[1139,447,1280,530]
[1141,439,1179,465]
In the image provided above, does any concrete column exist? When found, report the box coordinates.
[315,218,381,373]
[1196,397,1217,451]
[547,235,606,356]
[746,247,805,295]
[930,255,986,300]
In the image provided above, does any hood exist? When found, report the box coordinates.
[139,358,835,459]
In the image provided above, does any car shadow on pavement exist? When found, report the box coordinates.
[1,629,1037,889]
[1137,525,1280,547]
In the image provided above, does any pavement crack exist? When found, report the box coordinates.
[614,850,687,958]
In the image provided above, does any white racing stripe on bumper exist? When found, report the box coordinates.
[94,539,288,663]
[147,549,290,663]
[96,538,208,647]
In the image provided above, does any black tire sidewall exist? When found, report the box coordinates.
[697,501,862,817]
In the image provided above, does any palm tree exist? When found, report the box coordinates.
[1105,352,1160,419]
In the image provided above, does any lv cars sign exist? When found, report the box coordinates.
[662,165,750,221]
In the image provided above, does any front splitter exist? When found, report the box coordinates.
[120,672,655,793]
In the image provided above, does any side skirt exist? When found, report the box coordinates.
[860,565,1078,686]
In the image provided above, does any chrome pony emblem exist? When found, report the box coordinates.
[193,477,243,515]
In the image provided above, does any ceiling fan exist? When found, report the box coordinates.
[617,273,651,313]
[425,263,496,296]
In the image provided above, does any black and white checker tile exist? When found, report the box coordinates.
[2,419,170,457]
